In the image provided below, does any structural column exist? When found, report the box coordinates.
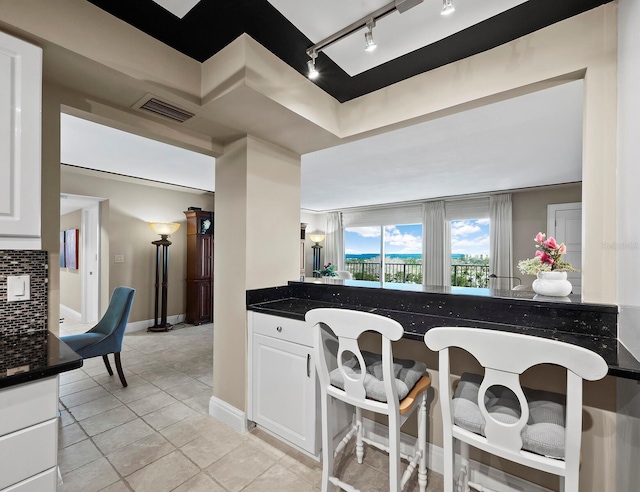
[211,135,301,424]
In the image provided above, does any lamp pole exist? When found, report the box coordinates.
[149,234,173,332]
[312,243,323,277]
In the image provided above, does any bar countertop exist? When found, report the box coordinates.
[246,279,640,380]
[0,330,83,390]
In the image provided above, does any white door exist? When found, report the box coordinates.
[548,203,582,295]
[81,203,100,323]
[0,31,42,241]
[252,333,317,454]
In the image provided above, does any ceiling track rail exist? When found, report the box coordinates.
[305,0,423,56]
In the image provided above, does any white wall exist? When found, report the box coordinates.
[617,0,640,356]
[616,1,640,491]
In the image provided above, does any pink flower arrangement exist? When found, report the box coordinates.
[518,232,578,275]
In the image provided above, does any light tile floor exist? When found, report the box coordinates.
[58,321,444,491]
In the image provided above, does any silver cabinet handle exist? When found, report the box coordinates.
[307,354,311,378]
[276,326,282,333]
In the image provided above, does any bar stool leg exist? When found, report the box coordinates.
[443,428,455,492]
[418,394,428,492]
[388,413,401,492]
[320,392,333,492]
[459,441,470,492]
[355,407,364,464]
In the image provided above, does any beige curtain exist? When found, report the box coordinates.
[489,194,513,290]
[422,201,450,286]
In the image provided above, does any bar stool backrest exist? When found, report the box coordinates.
[425,326,608,490]
[307,308,404,412]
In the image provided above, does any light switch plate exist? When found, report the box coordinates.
[7,275,30,302]
[114,255,124,263]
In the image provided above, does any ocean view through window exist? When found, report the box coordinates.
[343,219,490,287]
[345,224,423,284]
[450,218,490,287]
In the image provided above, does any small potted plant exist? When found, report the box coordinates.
[314,263,338,277]
[518,232,578,296]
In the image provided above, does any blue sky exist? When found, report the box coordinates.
[344,219,490,256]
[450,219,490,256]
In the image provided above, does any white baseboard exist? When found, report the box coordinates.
[361,418,552,492]
[125,313,186,333]
[209,395,248,434]
[59,305,81,322]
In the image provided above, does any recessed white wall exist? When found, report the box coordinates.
[616,2,640,491]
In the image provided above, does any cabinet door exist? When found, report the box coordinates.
[252,333,317,454]
[0,31,42,238]
[197,280,212,322]
[198,235,213,278]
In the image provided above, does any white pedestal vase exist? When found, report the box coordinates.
[532,271,573,297]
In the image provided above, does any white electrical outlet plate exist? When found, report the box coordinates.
[7,275,30,302]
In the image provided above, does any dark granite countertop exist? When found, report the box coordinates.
[0,331,83,390]
[246,281,640,380]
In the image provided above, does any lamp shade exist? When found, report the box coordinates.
[149,222,181,236]
[309,233,325,243]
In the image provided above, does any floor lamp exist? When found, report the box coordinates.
[309,233,325,278]
[148,222,180,332]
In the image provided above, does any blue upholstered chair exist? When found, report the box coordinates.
[61,287,135,387]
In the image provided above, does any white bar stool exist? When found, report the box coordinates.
[424,327,608,492]
[306,308,431,492]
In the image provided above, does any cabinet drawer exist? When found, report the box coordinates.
[251,312,313,347]
[0,377,58,436]
[0,419,57,490]
[1,468,57,492]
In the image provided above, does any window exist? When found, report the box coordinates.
[344,224,422,284]
[450,219,490,287]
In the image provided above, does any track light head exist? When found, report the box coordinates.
[441,0,455,16]
[307,54,319,79]
[364,20,377,52]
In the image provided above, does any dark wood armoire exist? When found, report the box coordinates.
[184,210,214,325]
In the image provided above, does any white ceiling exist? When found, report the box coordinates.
[60,81,582,216]
[268,0,528,76]
[301,80,583,211]
[60,114,215,191]
[151,0,201,19]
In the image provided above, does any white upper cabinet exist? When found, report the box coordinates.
[0,30,42,239]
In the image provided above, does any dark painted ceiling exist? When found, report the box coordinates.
[87,0,610,103]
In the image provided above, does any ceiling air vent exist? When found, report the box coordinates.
[138,97,195,123]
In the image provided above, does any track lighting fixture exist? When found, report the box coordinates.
[307,51,319,79]
[441,0,455,16]
[304,0,458,79]
[364,20,377,52]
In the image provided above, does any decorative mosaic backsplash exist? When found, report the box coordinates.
[0,250,48,336]
[0,331,47,376]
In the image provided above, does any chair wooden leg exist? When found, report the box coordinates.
[102,355,114,376]
[114,352,127,387]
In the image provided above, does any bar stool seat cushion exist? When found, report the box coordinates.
[453,373,566,459]
[329,350,427,402]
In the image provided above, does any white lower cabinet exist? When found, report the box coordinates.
[252,333,318,453]
[248,311,349,457]
[0,377,59,491]
[2,469,57,492]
